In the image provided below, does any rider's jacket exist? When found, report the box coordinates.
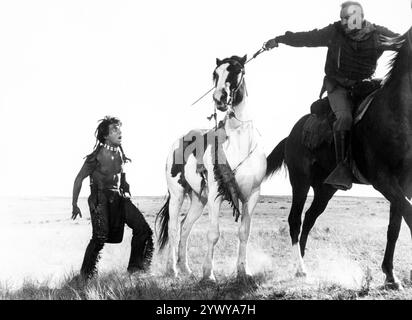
[275,21,399,81]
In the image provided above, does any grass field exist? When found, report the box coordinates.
[0,195,411,300]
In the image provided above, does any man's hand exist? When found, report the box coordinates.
[72,204,82,220]
[120,172,131,198]
[121,181,130,196]
[264,38,279,50]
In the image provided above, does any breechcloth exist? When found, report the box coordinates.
[88,188,125,244]
[88,187,151,244]
[81,186,154,277]
[324,77,355,132]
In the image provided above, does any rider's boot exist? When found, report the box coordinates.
[324,130,353,190]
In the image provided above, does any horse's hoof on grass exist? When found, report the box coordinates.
[66,274,88,288]
[127,266,149,275]
[237,272,253,282]
[165,269,179,278]
[295,270,308,278]
[384,281,404,291]
[200,274,216,284]
[177,266,192,277]
[180,271,193,278]
[236,273,257,288]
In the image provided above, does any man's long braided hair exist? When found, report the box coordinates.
[86,116,131,163]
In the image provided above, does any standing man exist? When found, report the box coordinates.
[72,116,153,279]
[264,1,399,190]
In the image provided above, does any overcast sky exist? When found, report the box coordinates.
[0,0,411,199]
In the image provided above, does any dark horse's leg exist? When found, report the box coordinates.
[382,205,402,288]
[299,184,336,257]
[372,170,412,289]
[288,170,310,277]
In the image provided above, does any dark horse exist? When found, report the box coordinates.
[266,28,412,289]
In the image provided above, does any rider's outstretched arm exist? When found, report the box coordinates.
[275,24,335,48]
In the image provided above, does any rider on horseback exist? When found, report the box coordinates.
[264,1,399,190]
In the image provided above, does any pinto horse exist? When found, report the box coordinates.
[156,55,266,281]
[266,29,412,289]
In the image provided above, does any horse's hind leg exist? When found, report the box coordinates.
[237,188,260,278]
[299,184,336,258]
[177,192,207,275]
[381,204,402,288]
[288,173,310,277]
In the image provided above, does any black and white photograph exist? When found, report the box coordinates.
[1,0,412,305]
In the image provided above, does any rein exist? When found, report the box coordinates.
[232,144,258,174]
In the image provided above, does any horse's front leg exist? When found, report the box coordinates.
[237,188,260,278]
[202,184,222,281]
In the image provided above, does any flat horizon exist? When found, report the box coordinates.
[0,194,386,200]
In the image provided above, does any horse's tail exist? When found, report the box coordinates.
[155,193,171,251]
[265,137,287,179]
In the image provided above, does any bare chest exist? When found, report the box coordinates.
[95,150,123,176]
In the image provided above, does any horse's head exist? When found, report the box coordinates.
[213,55,247,112]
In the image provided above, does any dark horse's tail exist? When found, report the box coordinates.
[265,137,287,179]
[155,193,171,251]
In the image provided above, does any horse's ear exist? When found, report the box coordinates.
[240,55,247,66]
[216,58,222,66]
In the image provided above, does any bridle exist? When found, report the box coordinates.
[215,58,245,104]
[210,59,246,128]
[210,57,264,175]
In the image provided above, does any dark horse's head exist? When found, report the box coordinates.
[213,55,247,112]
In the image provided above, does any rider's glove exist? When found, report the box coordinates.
[265,38,279,50]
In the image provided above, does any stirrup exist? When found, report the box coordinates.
[324,163,353,191]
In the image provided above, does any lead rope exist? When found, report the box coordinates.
[191,45,268,107]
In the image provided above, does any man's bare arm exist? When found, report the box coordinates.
[72,161,94,219]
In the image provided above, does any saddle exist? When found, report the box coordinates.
[303,78,382,150]
[302,79,382,186]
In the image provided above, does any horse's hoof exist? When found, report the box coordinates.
[181,270,193,277]
[201,274,216,283]
[295,270,308,278]
[177,265,192,276]
[127,266,149,276]
[199,278,216,287]
[384,281,404,291]
[237,271,252,279]
[165,269,179,278]
[237,266,251,279]
[237,273,256,286]
[66,274,88,288]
